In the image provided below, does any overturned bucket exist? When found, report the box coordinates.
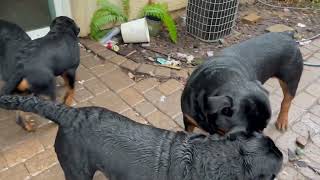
[121,18,150,43]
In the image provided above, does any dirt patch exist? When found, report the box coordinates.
[117,2,320,67]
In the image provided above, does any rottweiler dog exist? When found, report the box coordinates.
[0,16,80,131]
[181,32,303,134]
[0,95,283,180]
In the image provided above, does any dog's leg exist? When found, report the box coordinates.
[276,80,293,131]
[62,70,76,106]
[183,114,198,132]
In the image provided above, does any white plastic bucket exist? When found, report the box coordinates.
[121,18,150,43]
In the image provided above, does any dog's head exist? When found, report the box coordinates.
[236,131,283,180]
[198,130,282,180]
[50,16,80,36]
[200,81,271,134]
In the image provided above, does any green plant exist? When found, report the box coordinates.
[142,3,177,43]
[90,0,129,40]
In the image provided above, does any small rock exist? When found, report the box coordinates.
[128,72,135,79]
[242,13,262,24]
[296,136,308,149]
[207,51,214,57]
[283,8,290,13]
[294,33,303,40]
[295,160,308,168]
[192,58,204,66]
[218,39,225,45]
[288,149,298,162]
[266,24,294,33]
[295,147,305,157]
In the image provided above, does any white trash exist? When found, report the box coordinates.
[121,18,150,43]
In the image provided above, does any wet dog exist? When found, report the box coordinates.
[0,16,80,131]
[181,32,303,134]
[0,95,283,180]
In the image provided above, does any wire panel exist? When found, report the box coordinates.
[186,0,239,42]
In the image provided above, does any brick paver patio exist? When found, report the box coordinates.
[0,38,320,180]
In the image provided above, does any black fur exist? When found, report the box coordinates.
[0,16,80,100]
[181,32,303,134]
[0,95,283,180]
[0,19,31,81]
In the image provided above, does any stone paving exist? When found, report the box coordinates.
[0,38,320,180]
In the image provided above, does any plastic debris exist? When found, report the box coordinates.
[78,80,85,85]
[156,57,171,65]
[128,72,135,79]
[141,43,151,47]
[207,51,214,57]
[99,27,121,44]
[186,55,195,64]
[297,23,306,28]
[283,8,290,13]
[299,40,312,46]
[177,53,188,59]
[160,95,166,102]
[147,57,155,62]
[105,41,120,52]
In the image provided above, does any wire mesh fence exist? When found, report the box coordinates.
[186,0,239,42]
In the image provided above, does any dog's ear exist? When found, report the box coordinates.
[206,95,233,115]
[244,96,271,131]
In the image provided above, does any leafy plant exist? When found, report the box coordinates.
[142,3,177,43]
[90,0,129,40]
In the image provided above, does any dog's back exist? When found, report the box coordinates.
[220,32,301,82]
[0,20,31,81]
[0,95,283,180]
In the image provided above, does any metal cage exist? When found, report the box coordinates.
[186,0,239,42]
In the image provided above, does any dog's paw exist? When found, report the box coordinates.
[275,118,288,132]
[16,115,36,132]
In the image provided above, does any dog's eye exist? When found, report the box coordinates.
[222,107,233,117]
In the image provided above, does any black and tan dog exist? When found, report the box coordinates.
[0,17,80,131]
[181,32,303,134]
[0,95,283,180]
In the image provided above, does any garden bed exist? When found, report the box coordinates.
[117,1,320,68]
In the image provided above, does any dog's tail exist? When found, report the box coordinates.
[0,95,77,128]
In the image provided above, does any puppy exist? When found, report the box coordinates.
[0,16,80,131]
[181,32,303,134]
[0,95,283,180]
